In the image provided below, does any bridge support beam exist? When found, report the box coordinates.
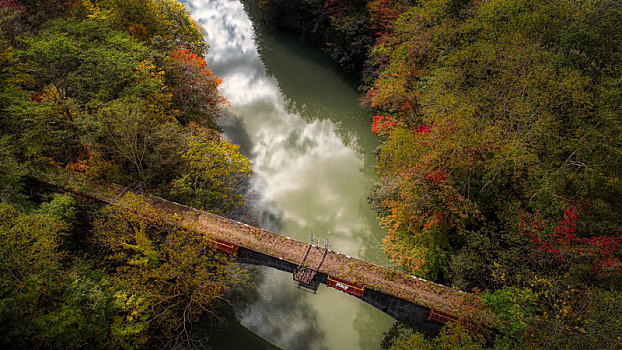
[27,175,478,333]
[236,247,443,333]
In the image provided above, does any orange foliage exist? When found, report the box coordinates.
[169,48,223,86]
[367,0,404,34]
[168,47,228,124]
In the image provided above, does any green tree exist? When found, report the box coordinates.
[19,18,149,104]
[172,132,252,215]
[0,200,116,349]
[385,323,485,350]
[82,0,208,54]
[91,97,190,185]
[91,194,244,348]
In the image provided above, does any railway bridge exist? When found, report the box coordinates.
[35,172,489,333]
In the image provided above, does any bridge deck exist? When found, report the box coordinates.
[38,171,487,325]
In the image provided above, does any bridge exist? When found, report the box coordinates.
[34,170,490,333]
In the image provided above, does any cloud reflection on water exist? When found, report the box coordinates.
[193,0,376,256]
[182,0,394,349]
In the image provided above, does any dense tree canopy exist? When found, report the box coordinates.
[0,0,250,348]
[0,196,116,349]
[255,0,622,347]
[91,195,243,348]
[358,0,622,347]
[0,0,246,200]
[3,0,621,347]
[364,0,622,282]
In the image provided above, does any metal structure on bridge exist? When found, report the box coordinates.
[293,235,329,292]
[33,170,492,332]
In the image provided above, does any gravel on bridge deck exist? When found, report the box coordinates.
[37,171,489,326]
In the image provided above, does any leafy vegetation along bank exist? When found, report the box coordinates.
[0,0,252,348]
[254,0,622,348]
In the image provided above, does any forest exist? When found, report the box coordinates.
[0,0,251,348]
[1,0,621,349]
[255,0,622,348]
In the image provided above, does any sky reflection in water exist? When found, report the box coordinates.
[183,1,394,349]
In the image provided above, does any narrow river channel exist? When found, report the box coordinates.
[182,1,395,349]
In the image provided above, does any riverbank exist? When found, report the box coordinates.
[244,0,375,75]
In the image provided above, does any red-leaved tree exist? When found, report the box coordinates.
[519,205,622,280]
[0,0,25,10]
[167,47,228,125]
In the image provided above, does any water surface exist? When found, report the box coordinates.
[182,1,395,349]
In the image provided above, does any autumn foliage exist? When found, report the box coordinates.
[371,114,397,134]
[168,47,228,125]
[0,1,249,347]
[0,0,25,10]
[366,0,406,34]
[312,0,622,346]
[520,206,622,279]
[324,0,355,22]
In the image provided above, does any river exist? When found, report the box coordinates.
[181,1,395,349]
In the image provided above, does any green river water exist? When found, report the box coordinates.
[182,1,396,348]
